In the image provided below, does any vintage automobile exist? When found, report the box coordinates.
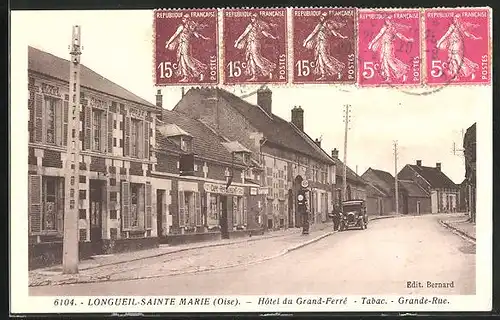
[339,199,368,231]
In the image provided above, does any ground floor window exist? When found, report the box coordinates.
[207,193,219,226]
[178,191,201,227]
[121,181,152,231]
[29,175,64,234]
[232,196,247,227]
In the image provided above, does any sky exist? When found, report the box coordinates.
[14,10,489,184]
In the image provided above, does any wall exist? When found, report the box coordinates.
[407,197,432,215]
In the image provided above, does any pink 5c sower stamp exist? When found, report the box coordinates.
[358,9,422,87]
[155,9,219,86]
[222,8,288,85]
[292,8,356,84]
[424,8,491,85]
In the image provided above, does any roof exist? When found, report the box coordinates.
[157,109,245,165]
[28,46,156,108]
[334,159,367,185]
[185,88,334,165]
[406,164,458,189]
[158,123,192,137]
[222,141,251,153]
[399,180,429,197]
[362,168,400,194]
[365,183,388,197]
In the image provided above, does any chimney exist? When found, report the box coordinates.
[314,138,321,148]
[291,106,304,131]
[416,160,422,167]
[156,89,163,109]
[436,162,441,171]
[331,148,339,158]
[257,86,272,115]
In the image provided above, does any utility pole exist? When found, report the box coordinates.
[342,104,351,201]
[393,140,399,215]
[63,25,82,274]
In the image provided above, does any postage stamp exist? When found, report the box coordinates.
[222,8,288,85]
[358,9,422,86]
[154,9,218,85]
[424,8,491,86]
[292,8,356,84]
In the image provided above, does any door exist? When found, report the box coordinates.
[416,201,421,215]
[287,189,294,227]
[220,196,229,239]
[157,190,164,237]
[89,180,104,254]
[431,191,438,213]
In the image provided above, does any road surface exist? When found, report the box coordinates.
[30,214,475,296]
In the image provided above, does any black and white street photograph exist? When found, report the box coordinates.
[10,9,491,314]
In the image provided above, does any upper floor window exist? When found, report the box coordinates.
[180,137,193,153]
[45,97,58,144]
[130,119,141,157]
[92,109,103,151]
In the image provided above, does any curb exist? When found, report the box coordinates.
[368,214,404,221]
[29,229,335,287]
[439,220,476,243]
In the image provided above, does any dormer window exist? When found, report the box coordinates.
[180,136,193,153]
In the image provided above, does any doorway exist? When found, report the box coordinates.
[157,190,165,237]
[416,201,421,215]
[89,180,105,254]
[220,196,229,239]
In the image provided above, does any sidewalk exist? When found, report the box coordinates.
[29,222,334,287]
[440,214,476,241]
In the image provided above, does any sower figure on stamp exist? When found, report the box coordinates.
[436,14,482,81]
[368,16,414,83]
[165,14,210,82]
[234,13,278,81]
[303,12,348,81]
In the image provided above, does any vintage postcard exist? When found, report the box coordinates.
[10,7,492,315]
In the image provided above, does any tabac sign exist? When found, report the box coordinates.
[204,182,244,196]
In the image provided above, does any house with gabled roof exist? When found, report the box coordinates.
[28,46,160,269]
[172,87,365,229]
[397,160,459,213]
[152,94,264,244]
[362,168,432,215]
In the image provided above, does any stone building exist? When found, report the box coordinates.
[28,46,160,269]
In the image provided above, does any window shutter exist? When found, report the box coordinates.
[121,181,130,230]
[83,105,92,150]
[63,100,69,146]
[145,183,152,229]
[28,91,34,142]
[28,175,42,233]
[100,111,107,153]
[55,99,63,145]
[124,115,131,156]
[143,121,150,159]
[107,111,113,154]
[34,93,43,143]
[195,192,201,226]
[178,191,185,227]
[243,196,248,225]
[232,196,237,226]
[57,177,64,232]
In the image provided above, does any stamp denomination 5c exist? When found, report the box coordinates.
[424,8,491,86]
[222,8,288,85]
[292,8,356,84]
[155,9,219,86]
[358,9,422,87]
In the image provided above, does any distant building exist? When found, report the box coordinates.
[398,160,459,213]
[172,87,363,229]
[28,47,160,269]
[362,168,430,215]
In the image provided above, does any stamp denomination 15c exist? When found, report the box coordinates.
[155,9,219,86]
[424,8,491,86]
[292,8,356,84]
[222,8,288,85]
[358,9,422,87]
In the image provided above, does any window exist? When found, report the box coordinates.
[130,183,142,227]
[207,194,219,226]
[180,137,193,153]
[92,109,103,151]
[43,177,58,231]
[45,97,57,144]
[178,191,201,227]
[130,119,141,157]
[232,196,247,227]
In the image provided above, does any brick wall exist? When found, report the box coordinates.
[28,147,37,165]
[89,156,106,173]
[129,161,143,176]
[157,153,179,174]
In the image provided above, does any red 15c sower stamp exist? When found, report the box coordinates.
[222,8,288,85]
[292,8,356,84]
[155,9,218,86]
[358,9,422,86]
[424,8,491,85]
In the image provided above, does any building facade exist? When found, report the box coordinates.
[398,160,459,214]
[28,47,160,269]
[172,87,342,230]
[151,100,265,244]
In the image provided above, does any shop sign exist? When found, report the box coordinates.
[204,182,244,196]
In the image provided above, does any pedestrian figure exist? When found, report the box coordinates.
[330,202,341,231]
